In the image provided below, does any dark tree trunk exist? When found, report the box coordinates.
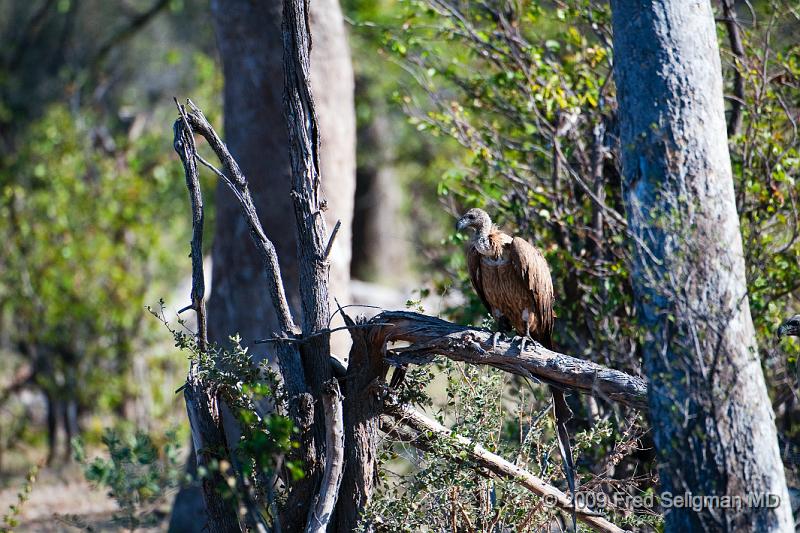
[45,391,57,466]
[610,1,792,530]
[206,0,354,357]
[171,2,354,528]
[351,80,410,284]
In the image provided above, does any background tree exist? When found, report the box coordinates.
[0,0,220,465]
[205,0,355,359]
[3,0,800,530]
[171,0,355,529]
[611,0,792,529]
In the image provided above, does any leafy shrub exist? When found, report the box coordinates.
[73,428,182,531]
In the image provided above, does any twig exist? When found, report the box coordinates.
[720,0,746,136]
[90,0,170,70]
[382,403,627,533]
[324,219,342,260]
[173,98,207,353]
[254,322,392,345]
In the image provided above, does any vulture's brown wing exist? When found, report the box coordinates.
[510,238,575,526]
[508,237,555,348]
[467,244,492,314]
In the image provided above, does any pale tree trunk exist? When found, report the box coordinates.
[610,1,792,531]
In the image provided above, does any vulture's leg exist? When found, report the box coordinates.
[490,331,503,350]
[492,316,513,350]
[517,336,530,353]
[515,321,533,353]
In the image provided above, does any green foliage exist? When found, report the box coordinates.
[0,464,39,533]
[0,0,223,464]
[150,304,301,522]
[73,428,182,531]
[0,103,189,424]
[383,0,639,375]
[0,46,223,461]
[365,359,652,531]
[349,0,800,527]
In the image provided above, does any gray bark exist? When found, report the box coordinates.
[610,1,792,530]
[173,110,242,532]
[306,379,345,533]
[373,311,648,410]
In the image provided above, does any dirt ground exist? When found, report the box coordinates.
[0,464,173,532]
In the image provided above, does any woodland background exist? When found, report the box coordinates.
[1,0,800,531]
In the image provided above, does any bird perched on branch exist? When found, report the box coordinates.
[456,207,576,518]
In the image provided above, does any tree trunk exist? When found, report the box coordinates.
[610,1,792,530]
[351,79,410,284]
[206,0,354,357]
[333,315,388,531]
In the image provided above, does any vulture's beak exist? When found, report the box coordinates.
[778,315,800,339]
[456,218,468,231]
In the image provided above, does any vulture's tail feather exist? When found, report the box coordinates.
[551,386,576,531]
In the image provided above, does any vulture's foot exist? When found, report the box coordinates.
[490,331,504,350]
[514,335,531,354]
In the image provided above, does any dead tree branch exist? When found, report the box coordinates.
[176,100,319,532]
[173,106,241,533]
[282,0,334,387]
[281,0,343,528]
[373,311,648,410]
[179,101,298,336]
[91,0,170,71]
[306,379,345,533]
[382,403,627,533]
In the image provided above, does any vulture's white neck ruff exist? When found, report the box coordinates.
[472,225,510,259]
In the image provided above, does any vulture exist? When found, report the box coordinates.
[778,315,800,339]
[456,208,555,347]
[456,207,576,515]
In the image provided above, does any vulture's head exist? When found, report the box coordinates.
[778,314,800,339]
[456,208,492,234]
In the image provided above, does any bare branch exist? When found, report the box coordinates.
[179,100,299,335]
[173,101,207,353]
[382,403,627,533]
[90,0,171,70]
[305,379,345,533]
[173,102,242,533]
[324,219,342,260]
[373,311,648,410]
